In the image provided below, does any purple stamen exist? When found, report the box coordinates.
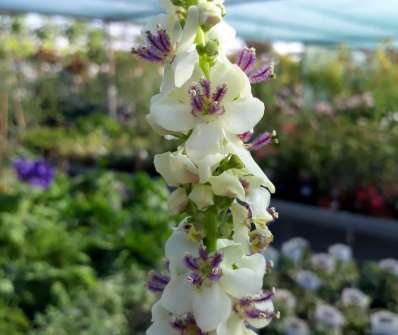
[132,28,172,63]
[145,30,167,53]
[132,47,163,62]
[212,83,227,102]
[199,245,209,261]
[190,86,204,115]
[239,131,253,143]
[235,47,275,85]
[147,272,170,293]
[211,252,223,268]
[187,272,203,287]
[250,131,274,151]
[158,29,171,53]
[208,101,222,115]
[200,79,211,98]
[249,64,274,84]
[208,268,223,281]
[184,255,200,271]
[151,272,170,285]
[251,289,275,303]
[237,48,256,74]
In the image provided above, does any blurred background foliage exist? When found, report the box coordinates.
[0,14,398,334]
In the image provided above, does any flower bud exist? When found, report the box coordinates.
[168,187,188,214]
[197,2,224,31]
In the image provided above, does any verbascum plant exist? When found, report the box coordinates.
[132,1,278,334]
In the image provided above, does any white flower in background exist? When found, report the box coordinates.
[371,310,398,335]
[314,304,345,330]
[281,237,309,263]
[148,61,264,152]
[161,239,266,331]
[262,246,280,267]
[379,258,398,278]
[132,7,200,88]
[275,289,297,312]
[283,317,310,335]
[295,270,320,292]
[328,243,353,262]
[311,253,336,273]
[340,288,370,309]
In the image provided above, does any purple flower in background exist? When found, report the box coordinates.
[14,158,54,188]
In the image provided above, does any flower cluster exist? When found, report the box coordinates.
[133,1,277,334]
[262,237,398,335]
[14,157,54,188]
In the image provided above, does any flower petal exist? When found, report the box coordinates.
[225,135,275,193]
[161,275,193,315]
[154,152,198,187]
[189,184,214,210]
[173,50,199,88]
[221,267,263,298]
[185,123,224,161]
[150,94,195,133]
[216,314,246,335]
[195,153,225,183]
[165,230,199,276]
[147,321,177,335]
[209,171,245,199]
[237,253,266,278]
[211,61,250,101]
[193,284,232,331]
[178,6,199,53]
[168,188,189,214]
[222,97,264,134]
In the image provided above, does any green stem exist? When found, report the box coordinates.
[204,208,218,253]
[195,27,211,79]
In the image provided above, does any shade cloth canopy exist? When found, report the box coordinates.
[1,0,398,47]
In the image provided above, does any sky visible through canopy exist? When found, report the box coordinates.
[0,0,397,47]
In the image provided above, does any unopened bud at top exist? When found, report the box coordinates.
[198,2,224,31]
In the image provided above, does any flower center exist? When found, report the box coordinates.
[234,290,278,321]
[184,245,223,288]
[189,79,227,120]
[132,26,174,63]
[171,313,207,335]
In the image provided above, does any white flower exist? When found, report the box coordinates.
[379,258,398,277]
[149,60,264,152]
[161,239,266,331]
[328,243,352,262]
[284,317,310,335]
[275,289,296,311]
[314,304,345,330]
[295,270,320,292]
[341,288,370,309]
[133,7,200,89]
[281,237,309,263]
[154,151,198,187]
[165,221,201,277]
[371,310,398,335]
[311,253,336,273]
